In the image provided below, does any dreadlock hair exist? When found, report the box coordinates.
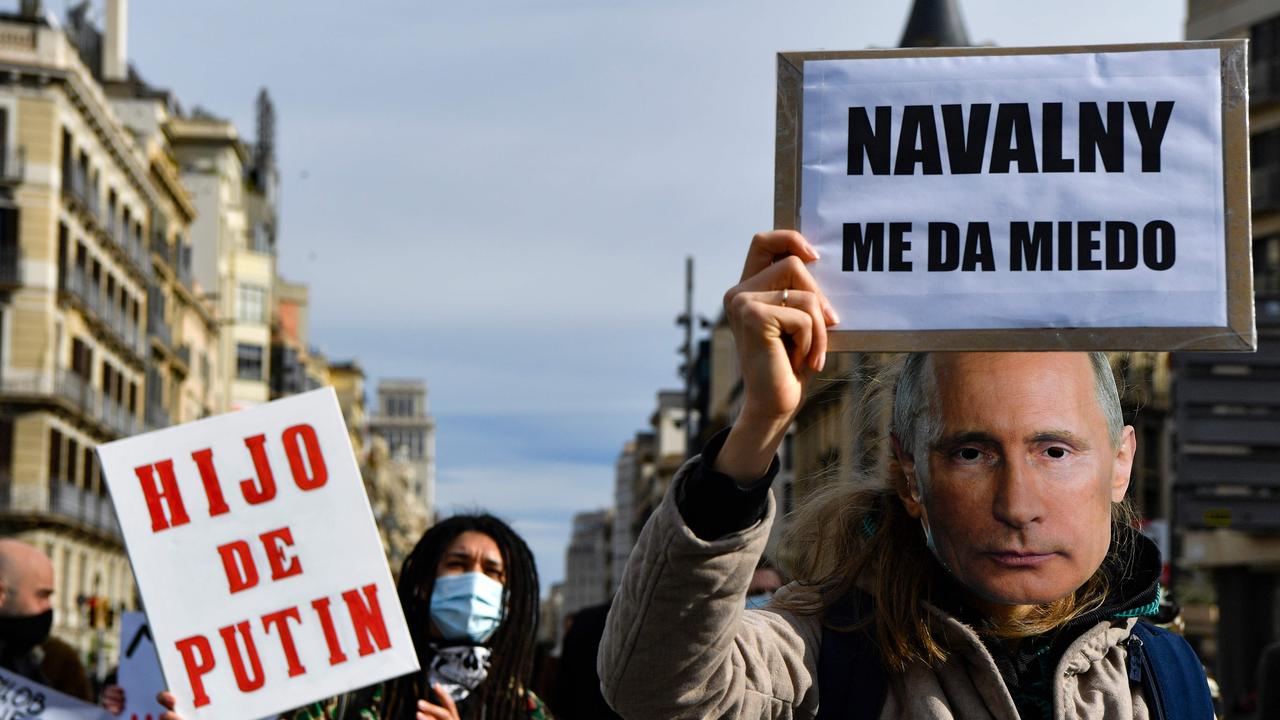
[382,514,541,720]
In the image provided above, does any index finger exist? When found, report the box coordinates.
[742,230,819,282]
[434,684,461,718]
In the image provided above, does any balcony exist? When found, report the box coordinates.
[127,227,149,273]
[103,221,151,282]
[144,403,170,432]
[176,254,193,289]
[1,370,139,440]
[61,165,86,202]
[48,479,120,537]
[148,309,172,348]
[99,395,139,438]
[61,269,145,362]
[173,343,192,375]
[52,368,95,415]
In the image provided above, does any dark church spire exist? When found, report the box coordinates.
[898,0,972,48]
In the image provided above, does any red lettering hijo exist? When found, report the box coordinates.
[131,423,328,532]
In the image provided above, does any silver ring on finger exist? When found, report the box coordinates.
[781,288,789,307]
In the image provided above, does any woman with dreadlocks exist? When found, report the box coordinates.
[157,513,549,720]
[378,513,548,720]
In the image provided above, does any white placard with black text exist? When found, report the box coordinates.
[0,666,110,719]
[801,49,1225,331]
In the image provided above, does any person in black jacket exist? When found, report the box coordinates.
[0,538,124,712]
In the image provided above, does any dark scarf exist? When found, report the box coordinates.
[0,609,54,683]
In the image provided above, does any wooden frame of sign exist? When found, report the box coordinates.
[775,41,1254,352]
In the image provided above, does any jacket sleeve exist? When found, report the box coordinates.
[598,454,823,720]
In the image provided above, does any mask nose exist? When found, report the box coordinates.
[991,458,1046,529]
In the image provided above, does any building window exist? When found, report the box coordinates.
[48,428,62,482]
[70,338,92,379]
[236,343,264,380]
[65,437,78,488]
[1256,236,1280,295]
[1253,16,1280,101]
[237,284,267,323]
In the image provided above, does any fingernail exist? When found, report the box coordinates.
[818,354,827,372]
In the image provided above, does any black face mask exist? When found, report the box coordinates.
[0,609,53,656]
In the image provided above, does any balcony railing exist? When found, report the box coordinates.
[127,227,147,269]
[101,219,152,281]
[62,269,145,361]
[145,403,171,432]
[148,309,172,348]
[100,395,140,438]
[53,368,95,415]
[0,370,139,440]
[48,479,120,537]
[61,166,86,202]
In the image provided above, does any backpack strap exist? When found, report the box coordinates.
[816,590,888,720]
[1126,621,1215,720]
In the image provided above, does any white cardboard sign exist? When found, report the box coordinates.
[0,666,110,719]
[800,48,1226,332]
[97,388,419,719]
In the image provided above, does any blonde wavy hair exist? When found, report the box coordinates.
[777,353,1139,672]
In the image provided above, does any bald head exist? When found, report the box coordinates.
[0,540,54,617]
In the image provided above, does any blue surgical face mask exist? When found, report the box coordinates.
[745,593,772,610]
[430,572,505,643]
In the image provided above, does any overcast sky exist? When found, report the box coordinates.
[102,0,1186,594]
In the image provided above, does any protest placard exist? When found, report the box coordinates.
[96,388,418,719]
[775,41,1253,351]
[0,666,110,719]
[117,612,168,720]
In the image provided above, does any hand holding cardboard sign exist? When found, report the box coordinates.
[716,230,838,485]
[416,684,462,720]
[156,691,182,720]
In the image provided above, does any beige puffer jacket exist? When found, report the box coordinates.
[598,460,1153,720]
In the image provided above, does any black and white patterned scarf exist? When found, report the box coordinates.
[427,644,492,702]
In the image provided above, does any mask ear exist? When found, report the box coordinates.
[1111,425,1137,503]
[891,433,924,519]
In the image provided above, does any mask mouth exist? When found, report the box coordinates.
[429,572,505,644]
